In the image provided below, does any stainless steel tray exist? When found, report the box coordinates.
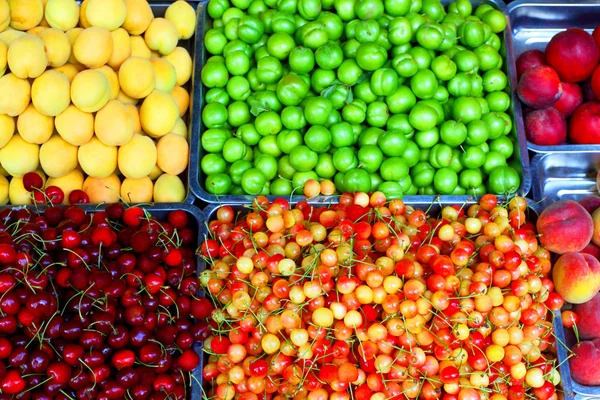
[508,0,600,153]
[189,0,531,203]
[145,1,204,204]
[531,152,600,208]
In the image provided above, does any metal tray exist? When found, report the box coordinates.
[138,1,204,204]
[0,202,206,399]
[189,0,531,204]
[508,0,600,153]
[531,152,600,208]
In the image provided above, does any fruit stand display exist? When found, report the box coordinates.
[0,0,202,205]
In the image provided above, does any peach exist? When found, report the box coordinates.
[0,73,31,117]
[516,49,546,80]
[85,0,126,32]
[517,65,562,110]
[7,34,48,79]
[546,28,600,83]
[581,194,600,214]
[553,252,600,304]
[570,338,600,385]
[7,0,43,31]
[553,82,583,117]
[582,242,600,261]
[122,0,153,36]
[572,294,600,340]
[524,107,566,146]
[536,199,593,254]
[17,104,54,144]
[44,0,79,31]
[591,207,600,248]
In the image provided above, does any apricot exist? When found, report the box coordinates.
[153,173,185,202]
[8,0,43,31]
[156,133,188,176]
[7,34,48,79]
[39,28,71,68]
[0,175,7,205]
[65,27,84,68]
[118,56,155,99]
[163,47,192,86]
[79,0,90,28]
[71,69,110,112]
[165,1,196,40]
[39,135,78,178]
[0,114,13,148]
[171,86,189,117]
[44,0,79,31]
[107,28,131,69]
[144,18,178,56]
[27,26,46,36]
[95,100,134,146]
[130,35,151,58]
[46,168,83,204]
[121,176,153,203]
[0,40,6,77]
[94,65,120,100]
[82,173,121,203]
[17,104,53,144]
[55,105,94,146]
[171,118,187,139]
[151,58,176,93]
[9,177,33,205]
[116,90,138,105]
[31,70,71,117]
[148,164,162,180]
[85,0,127,32]
[0,73,31,117]
[0,0,8,33]
[0,134,39,177]
[117,133,157,179]
[73,27,113,69]
[122,0,153,35]
[125,104,141,133]
[140,90,179,138]
[0,29,24,46]
[78,136,117,178]
[51,63,80,82]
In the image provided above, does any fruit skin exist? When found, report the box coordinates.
[524,107,566,146]
[553,252,600,304]
[144,17,178,56]
[536,199,593,254]
[122,0,154,35]
[117,133,157,179]
[70,69,110,113]
[569,101,600,144]
[78,136,117,179]
[517,65,562,109]
[31,70,71,117]
[153,173,185,202]
[140,90,179,138]
[0,73,30,117]
[44,0,79,31]
[82,173,121,203]
[553,82,583,117]
[572,294,600,340]
[570,338,600,385]
[45,168,84,204]
[579,194,600,215]
[95,100,135,146]
[7,0,43,31]
[516,49,546,80]
[591,64,600,101]
[85,0,127,32]
[0,134,39,178]
[582,242,600,260]
[546,28,600,83]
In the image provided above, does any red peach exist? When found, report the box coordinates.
[536,199,593,254]
[581,242,600,260]
[572,293,600,340]
[516,49,546,80]
[546,28,600,83]
[569,101,600,144]
[517,65,562,109]
[524,107,566,146]
[591,64,600,101]
[570,338,600,385]
[579,194,600,215]
[553,82,583,117]
[590,207,600,247]
[552,252,600,304]
[594,25,600,50]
